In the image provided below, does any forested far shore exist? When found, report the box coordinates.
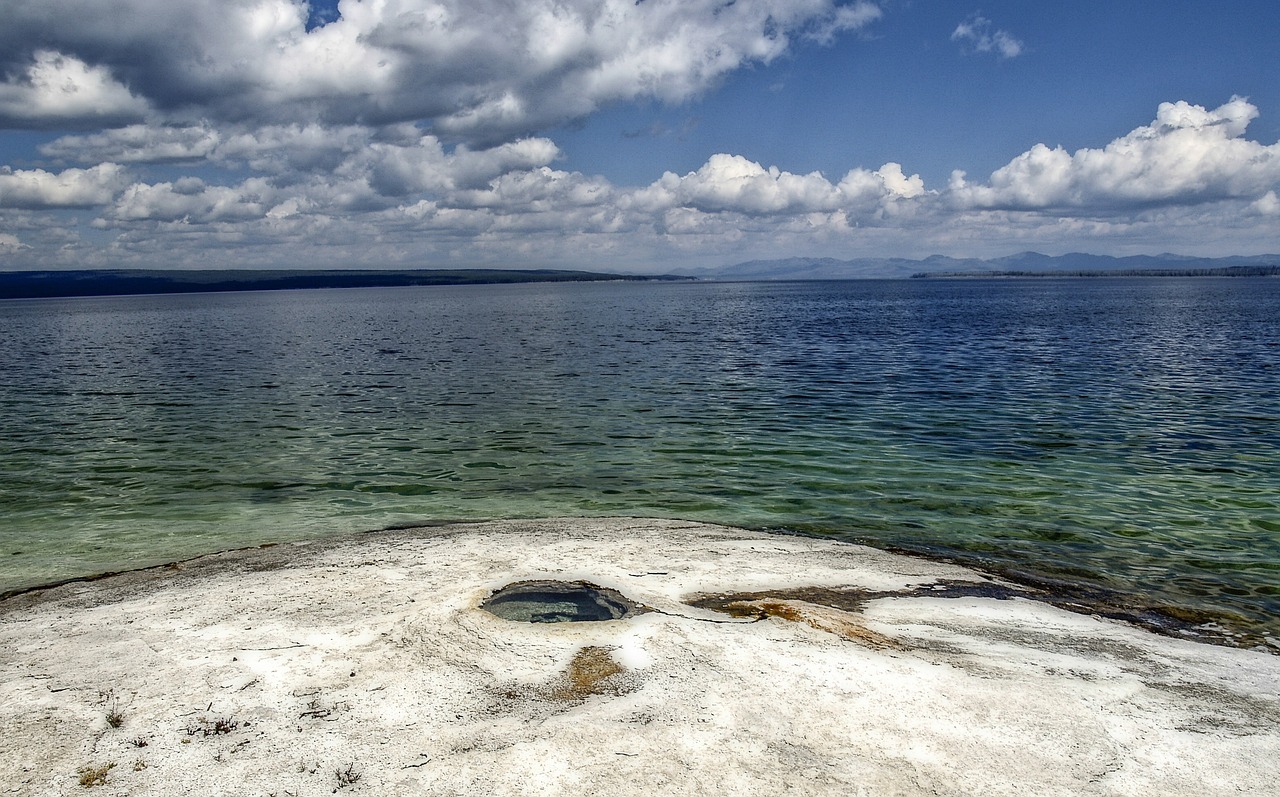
[0,269,688,299]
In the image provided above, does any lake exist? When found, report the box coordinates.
[2,277,1278,645]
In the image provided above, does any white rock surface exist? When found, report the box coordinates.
[1,517,1276,796]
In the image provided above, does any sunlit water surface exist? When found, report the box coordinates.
[2,279,1278,643]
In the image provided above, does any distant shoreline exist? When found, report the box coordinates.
[912,265,1280,279]
[0,268,690,300]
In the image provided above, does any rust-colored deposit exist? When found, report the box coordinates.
[550,646,630,702]
[688,588,901,649]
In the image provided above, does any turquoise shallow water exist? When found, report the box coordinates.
[2,278,1278,643]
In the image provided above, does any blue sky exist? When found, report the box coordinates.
[2,0,1279,272]
[555,1,1280,185]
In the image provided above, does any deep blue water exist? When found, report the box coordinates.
[2,278,1278,643]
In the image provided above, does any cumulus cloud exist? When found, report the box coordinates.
[0,163,129,208]
[952,97,1280,211]
[1251,191,1280,216]
[351,136,563,197]
[3,93,1278,271]
[0,50,149,129]
[951,15,1023,59]
[1,0,882,143]
[637,155,842,214]
[453,167,613,211]
[838,163,926,205]
[39,124,221,164]
[0,232,28,253]
[105,177,275,223]
[630,155,924,216]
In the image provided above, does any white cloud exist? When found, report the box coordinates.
[219,124,398,175]
[105,177,275,223]
[952,97,1280,211]
[0,50,149,129]
[639,154,842,214]
[3,90,1278,272]
[39,124,221,164]
[0,163,129,208]
[40,121,565,206]
[951,15,1023,60]
[806,1,882,46]
[0,232,28,253]
[352,136,563,197]
[1251,191,1280,216]
[1,0,882,143]
[838,162,926,205]
[453,167,613,211]
[630,154,925,217]
[447,139,563,188]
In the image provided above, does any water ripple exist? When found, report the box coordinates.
[2,279,1279,643]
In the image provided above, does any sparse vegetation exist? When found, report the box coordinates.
[333,762,362,791]
[184,716,240,737]
[97,688,125,729]
[300,695,350,720]
[300,697,333,720]
[130,736,149,748]
[214,716,239,734]
[77,763,115,788]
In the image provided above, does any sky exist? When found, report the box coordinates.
[1,0,1279,273]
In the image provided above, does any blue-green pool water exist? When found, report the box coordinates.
[2,278,1278,642]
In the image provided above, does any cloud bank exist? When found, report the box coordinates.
[3,95,1276,270]
[1,0,879,142]
[0,2,1277,270]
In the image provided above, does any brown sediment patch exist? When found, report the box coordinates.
[491,646,635,710]
[688,589,901,649]
[688,586,878,617]
[551,646,630,701]
[684,582,1053,648]
[746,599,900,649]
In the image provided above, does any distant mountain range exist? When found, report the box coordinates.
[684,252,1280,280]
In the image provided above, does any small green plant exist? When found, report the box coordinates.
[129,736,149,748]
[77,763,115,788]
[333,762,362,791]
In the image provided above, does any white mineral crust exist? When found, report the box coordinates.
[1,518,1276,795]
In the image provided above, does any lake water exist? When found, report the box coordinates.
[2,278,1278,645]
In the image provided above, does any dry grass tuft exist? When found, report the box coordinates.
[77,763,115,788]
